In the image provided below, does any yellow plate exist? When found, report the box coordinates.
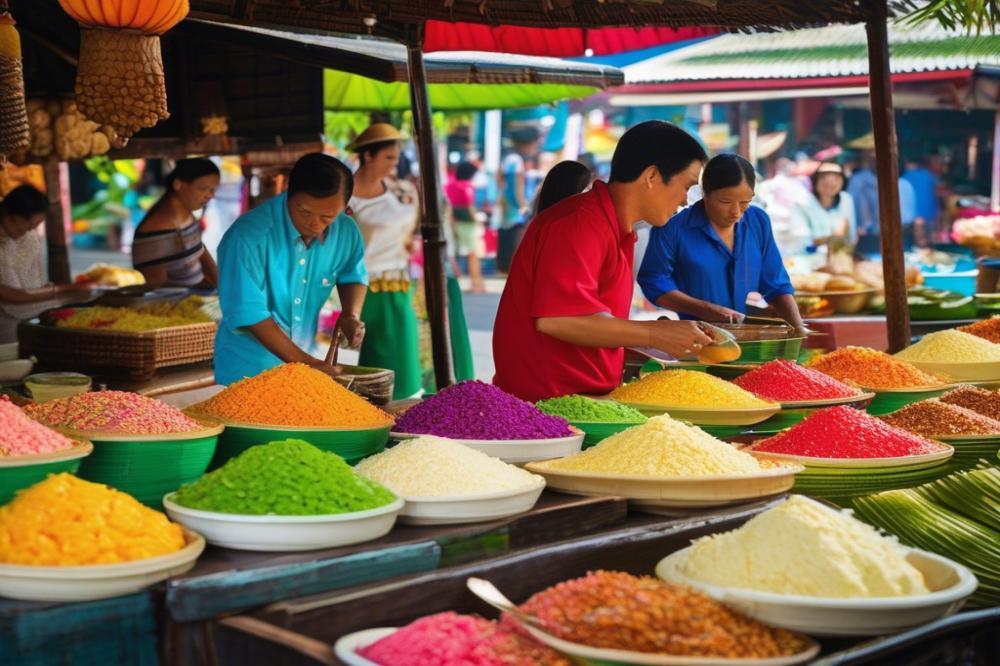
[905,360,1000,383]
[777,392,875,409]
[524,462,803,508]
[745,445,954,469]
[621,402,780,426]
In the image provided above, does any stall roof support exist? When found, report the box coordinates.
[866,6,910,352]
[406,23,454,390]
[43,159,71,284]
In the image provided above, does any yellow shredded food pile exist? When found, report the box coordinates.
[895,329,1000,363]
[194,363,393,427]
[0,474,186,565]
[610,370,775,408]
[53,296,213,332]
[533,415,763,477]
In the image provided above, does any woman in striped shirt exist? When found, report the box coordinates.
[132,159,220,289]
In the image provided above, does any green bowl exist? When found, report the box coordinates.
[567,420,644,449]
[210,422,391,469]
[0,442,93,504]
[696,424,746,439]
[72,424,222,508]
[865,385,952,415]
[731,337,803,364]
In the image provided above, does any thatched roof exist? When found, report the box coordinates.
[190,1,916,37]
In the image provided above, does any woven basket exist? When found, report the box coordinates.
[18,320,216,381]
[0,53,30,155]
[334,365,395,405]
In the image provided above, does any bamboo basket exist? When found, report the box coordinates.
[334,365,395,405]
[18,320,216,381]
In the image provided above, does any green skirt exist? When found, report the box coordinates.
[359,287,422,400]
[448,276,475,382]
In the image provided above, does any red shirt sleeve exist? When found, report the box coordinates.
[530,214,612,318]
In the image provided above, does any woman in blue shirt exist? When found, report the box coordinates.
[638,154,807,336]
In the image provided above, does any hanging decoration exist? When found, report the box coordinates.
[0,3,30,160]
[57,0,190,143]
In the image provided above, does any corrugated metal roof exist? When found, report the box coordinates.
[625,22,1000,84]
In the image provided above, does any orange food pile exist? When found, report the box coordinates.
[958,318,1000,344]
[194,363,393,428]
[805,346,943,389]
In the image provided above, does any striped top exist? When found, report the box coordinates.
[131,221,205,287]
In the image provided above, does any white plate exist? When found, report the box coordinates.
[398,480,546,525]
[162,495,404,551]
[334,626,819,666]
[904,360,1000,382]
[0,529,204,602]
[656,546,978,637]
[746,445,954,469]
[390,430,584,464]
[525,463,802,509]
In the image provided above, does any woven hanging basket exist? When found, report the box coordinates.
[75,28,169,141]
[0,10,29,158]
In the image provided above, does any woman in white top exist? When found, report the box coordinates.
[792,162,857,250]
[348,124,423,399]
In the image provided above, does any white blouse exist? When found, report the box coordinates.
[349,181,419,275]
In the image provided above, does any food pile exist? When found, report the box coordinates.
[172,439,396,515]
[732,358,860,402]
[356,437,542,498]
[610,370,775,409]
[806,346,943,389]
[536,395,646,423]
[880,400,1000,438]
[395,381,571,440]
[939,386,1000,420]
[751,406,948,459]
[533,415,764,477]
[0,473,185,565]
[515,570,810,658]
[20,98,117,161]
[358,611,570,666]
[25,390,201,435]
[678,495,929,597]
[74,263,144,287]
[958,317,1000,344]
[48,296,214,332]
[0,395,76,457]
[895,329,1000,363]
[193,363,393,428]
[854,466,1000,607]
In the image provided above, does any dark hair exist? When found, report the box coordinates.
[358,140,398,166]
[535,161,592,214]
[610,120,706,184]
[147,158,220,216]
[288,153,354,201]
[0,185,48,218]
[455,161,478,181]
[810,162,848,209]
[702,153,756,195]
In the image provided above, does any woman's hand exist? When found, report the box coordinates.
[647,320,714,359]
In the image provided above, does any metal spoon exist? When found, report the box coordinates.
[466,577,547,630]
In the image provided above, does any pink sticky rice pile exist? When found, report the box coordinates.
[0,395,76,457]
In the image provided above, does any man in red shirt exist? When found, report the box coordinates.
[493,121,712,402]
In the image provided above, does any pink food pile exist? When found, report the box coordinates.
[357,611,570,666]
[24,390,201,435]
[0,395,76,457]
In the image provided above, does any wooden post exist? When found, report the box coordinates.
[865,6,910,352]
[991,107,999,213]
[43,158,71,284]
[405,23,454,390]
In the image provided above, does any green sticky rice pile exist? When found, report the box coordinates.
[536,395,647,424]
[173,439,396,515]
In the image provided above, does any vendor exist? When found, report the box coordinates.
[0,185,92,343]
[493,120,715,402]
[637,154,807,335]
[132,158,220,289]
[214,153,367,385]
[348,123,422,400]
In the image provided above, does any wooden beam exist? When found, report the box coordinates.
[405,23,454,391]
[42,158,71,284]
[992,107,999,213]
[865,6,910,352]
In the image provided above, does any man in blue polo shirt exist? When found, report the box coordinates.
[214,153,368,385]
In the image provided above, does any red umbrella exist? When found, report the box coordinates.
[424,21,716,56]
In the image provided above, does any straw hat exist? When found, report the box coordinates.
[349,123,403,151]
[814,162,846,177]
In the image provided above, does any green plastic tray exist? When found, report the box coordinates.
[731,338,803,364]
[74,428,220,507]
[210,423,390,469]
[865,386,951,415]
[568,420,643,449]
[0,443,92,505]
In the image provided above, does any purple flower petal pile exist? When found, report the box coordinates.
[395,381,572,440]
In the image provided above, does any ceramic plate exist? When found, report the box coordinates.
[398,480,546,525]
[620,403,780,426]
[390,429,584,464]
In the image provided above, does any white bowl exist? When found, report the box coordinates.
[0,342,17,362]
[0,358,33,384]
[390,430,584,464]
[656,546,978,637]
[334,626,819,666]
[0,529,204,602]
[397,480,546,526]
[162,495,404,551]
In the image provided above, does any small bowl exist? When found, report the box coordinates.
[397,480,546,526]
[24,372,92,403]
[816,289,876,314]
[0,358,34,384]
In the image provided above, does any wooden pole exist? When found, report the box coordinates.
[991,107,999,213]
[405,23,454,390]
[43,158,71,284]
[865,6,910,352]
